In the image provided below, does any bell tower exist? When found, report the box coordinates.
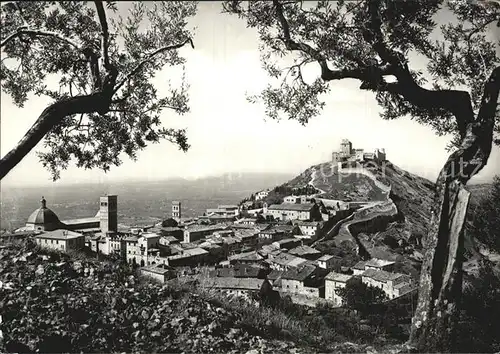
[100,195,118,234]
[172,201,181,222]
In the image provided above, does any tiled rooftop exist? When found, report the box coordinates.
[282,264,317,281]
[36,229,83,240]
[268,203,316,211]
[141,264,172,275]
[325,271,353,282]
[270,252,307,268]
[61,217,99,225]
[362,269,405,282]
[228,251,263,261]
[288,245,321,257]
[317,254,340,261]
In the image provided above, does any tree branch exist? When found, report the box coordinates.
[0,93,111,180]
[1,18,105,91]
[112,38,195,94]
[14,2,29,27]
[363,0,475,137]
[1,28,81,49]
[94,0,111,69]
[466,17,499,41]
[476,66,500,127]
[273,0,393,82]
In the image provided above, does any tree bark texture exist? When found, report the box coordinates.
[410,67,500,352]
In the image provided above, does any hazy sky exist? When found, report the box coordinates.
[1,1,499,187]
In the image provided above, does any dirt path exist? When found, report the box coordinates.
[308,167,326,196]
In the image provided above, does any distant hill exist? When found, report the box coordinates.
[0,172,294,231]
[251,159,495,278]
[275,159,435,239]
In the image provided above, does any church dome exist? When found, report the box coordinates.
[26,197,61,231]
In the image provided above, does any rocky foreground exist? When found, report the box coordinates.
[0,242,306,353]
[0,241,417,353]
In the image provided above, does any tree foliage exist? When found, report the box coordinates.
[1,1,197,180]
[335,277,388,315]
[224,0,500,150]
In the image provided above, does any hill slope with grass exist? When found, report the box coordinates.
[0,240,419,354]
[278,160,434,245]
[0,241,310,353]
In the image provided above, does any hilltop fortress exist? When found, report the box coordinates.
[331,139,386,165]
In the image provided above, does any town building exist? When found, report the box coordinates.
[352,258,395,275]
[317,254,342,271]
[34,229,85,252]
[361,269,412,299]
[257,243,281,258]
[258,227,285,241]
[317,199,349,212]
[198,214,236,224]
[272,238,302,250]
[183,225,226,243]
[233,229,259,247]
[206,205,240,218]
[235,217,257,226]
[255,189,270,200]
[124,232,162,266]
[140,264,175,283]
[325,271,353,306]
[88,234,125,256]
[209,263,266,279]
[267,252,308,271]
[281,264,326,298]
[272,224,298,235]
[166,247,209,267]
[199,242,225,261]
[154,227,183,240]
[267,203,320,221]
[283,195,301,204]
[292,220,324,241]
[288,245,321,260]
[218,205,240,216]
[228,251,264,265]
[221,236,244,256]
[199,277,266,299]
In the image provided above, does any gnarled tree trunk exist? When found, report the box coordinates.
[410,67,500,352]
[0,93,112,180]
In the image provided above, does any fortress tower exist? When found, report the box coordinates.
[100,195,117,234]
[340,139,353,158]
[172,201,181,222]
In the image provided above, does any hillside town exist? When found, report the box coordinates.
[5,142,417,308]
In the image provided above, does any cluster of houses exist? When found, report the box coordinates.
[14,175,414,307]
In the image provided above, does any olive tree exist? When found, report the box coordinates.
[224,0,500,351]
[0,1,197,180]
